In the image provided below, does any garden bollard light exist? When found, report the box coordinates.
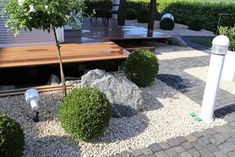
[25,88,40,122]
[200,35,230,123]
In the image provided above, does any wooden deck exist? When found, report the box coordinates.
[0,41,129,69]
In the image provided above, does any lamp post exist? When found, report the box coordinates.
[200,35,230,123]
[25,88,40,122]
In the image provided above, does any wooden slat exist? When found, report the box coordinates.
[0,41,129,68]
[0,84,74,97]
[125,46,156,51]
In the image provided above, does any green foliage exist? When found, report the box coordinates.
[219,26,228,35]
[125,0,235,32]
[126,8,136,20]
[160,18,174,30]
[137,9,149,23]
[123,49,159,87]
[5,0,85,35]
[0,115,24,157]
[60,87,111,141]
[219,25,235,51]
[162,1,235,32]
[126,1,149,12]
[187,19,203,31]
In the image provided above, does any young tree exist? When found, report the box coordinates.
[5,0,85,95]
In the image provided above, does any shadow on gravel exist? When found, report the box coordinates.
[159,56,235,107]
[24,135,81,157]
[214,104,235,119]
[141,92,164,111]
[180,36,213,51]
[112,104,139,118]
[157,74,196,93]
[96,113,149,144]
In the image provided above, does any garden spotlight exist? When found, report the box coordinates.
[25,88,40,122]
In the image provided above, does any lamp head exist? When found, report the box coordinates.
[212,35,230,55]
[25,88,40,111]
[25,88,39,103]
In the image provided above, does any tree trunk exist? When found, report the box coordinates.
[147,0,156,37]
[53,28,67,96]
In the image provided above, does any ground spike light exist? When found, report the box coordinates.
[200,35,230,123]
[25,88,40,122]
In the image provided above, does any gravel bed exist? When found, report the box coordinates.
[0,79,226,157]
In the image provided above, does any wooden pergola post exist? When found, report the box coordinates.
[147,0,157,37]
[117,0,127,25]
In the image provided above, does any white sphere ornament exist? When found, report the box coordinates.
[161,13,174,21]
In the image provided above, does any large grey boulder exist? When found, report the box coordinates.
[81,69,144,118]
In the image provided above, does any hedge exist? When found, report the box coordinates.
[162,1,235,32]
[84,1,159,21]
[85,0,235,32]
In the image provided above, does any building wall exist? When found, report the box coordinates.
[0,0,54,48]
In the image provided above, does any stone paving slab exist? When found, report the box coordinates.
[112,120,235,156]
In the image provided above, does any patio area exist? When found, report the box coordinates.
[1,42,235,157]
[65,18,214,43]
[0,16,215,48]
[1,0,235,156]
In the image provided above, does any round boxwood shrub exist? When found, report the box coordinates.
[160,18,175,30]
[122,49,159,87]
[60,87,111,141]
[188,19,203,31]
[0,114,24,157]
[137,9,149,23]
[126,8,137,20]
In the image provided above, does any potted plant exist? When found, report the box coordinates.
[219,25,235,82]
[5,0,85,95]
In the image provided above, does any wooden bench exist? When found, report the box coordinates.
[0,41,129,69]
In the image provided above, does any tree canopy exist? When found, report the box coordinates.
[5,0,85,35]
